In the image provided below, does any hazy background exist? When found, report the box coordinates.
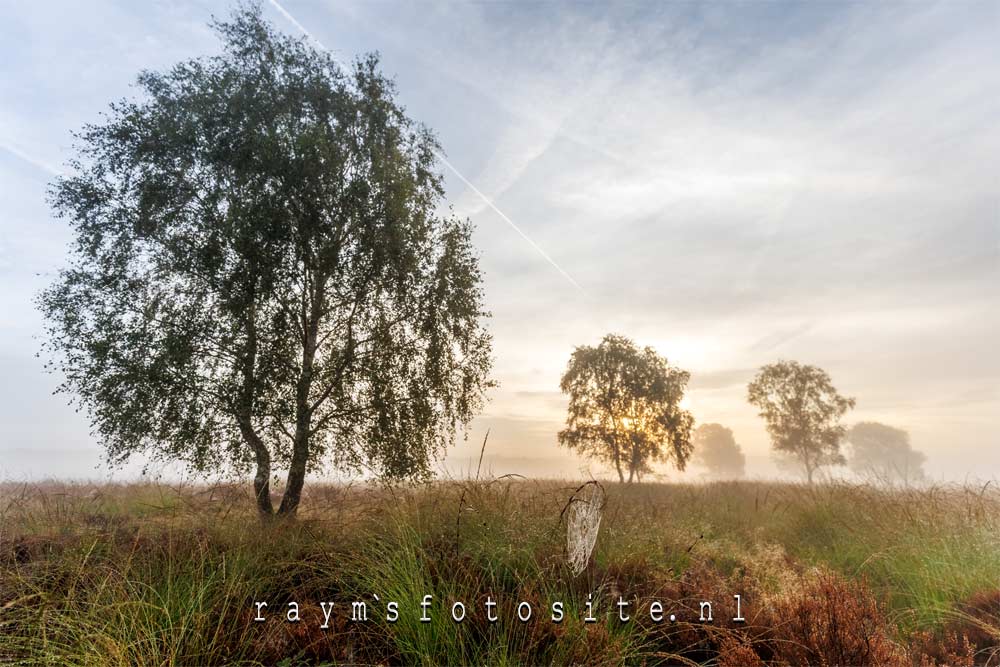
[1,1,997,482]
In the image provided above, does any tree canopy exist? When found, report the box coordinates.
[558,334,693,483]
[38,6,493,517]
[692,423,746,479]
[747,360,854,484]
[847,422,926,485]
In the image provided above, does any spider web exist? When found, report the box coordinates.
[565,481,605,576]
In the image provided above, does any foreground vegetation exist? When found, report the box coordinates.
[1,479,998,665]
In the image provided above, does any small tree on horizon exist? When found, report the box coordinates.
[692,423,746,479]
[847,422,926,485]
[558,334,694,483]
[747,360,855,484]
[38,6,493,519]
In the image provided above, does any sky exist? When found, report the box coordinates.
[0,1,997,482]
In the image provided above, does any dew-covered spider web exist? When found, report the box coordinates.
[565,481,605,576]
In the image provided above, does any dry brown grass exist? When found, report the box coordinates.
[0,478,998,665]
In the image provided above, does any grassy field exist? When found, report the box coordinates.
[1,478,998,665]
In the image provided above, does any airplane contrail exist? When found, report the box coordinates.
[266,0,329,53]
[0,141,62,177]
[433,151,583,291]
[265,0,583,292]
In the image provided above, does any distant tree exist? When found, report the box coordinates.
[747,360,855,484]
[847,422,926,485]
[558,334,694,483]
[692,423,746,479]
[38,7,493,519]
